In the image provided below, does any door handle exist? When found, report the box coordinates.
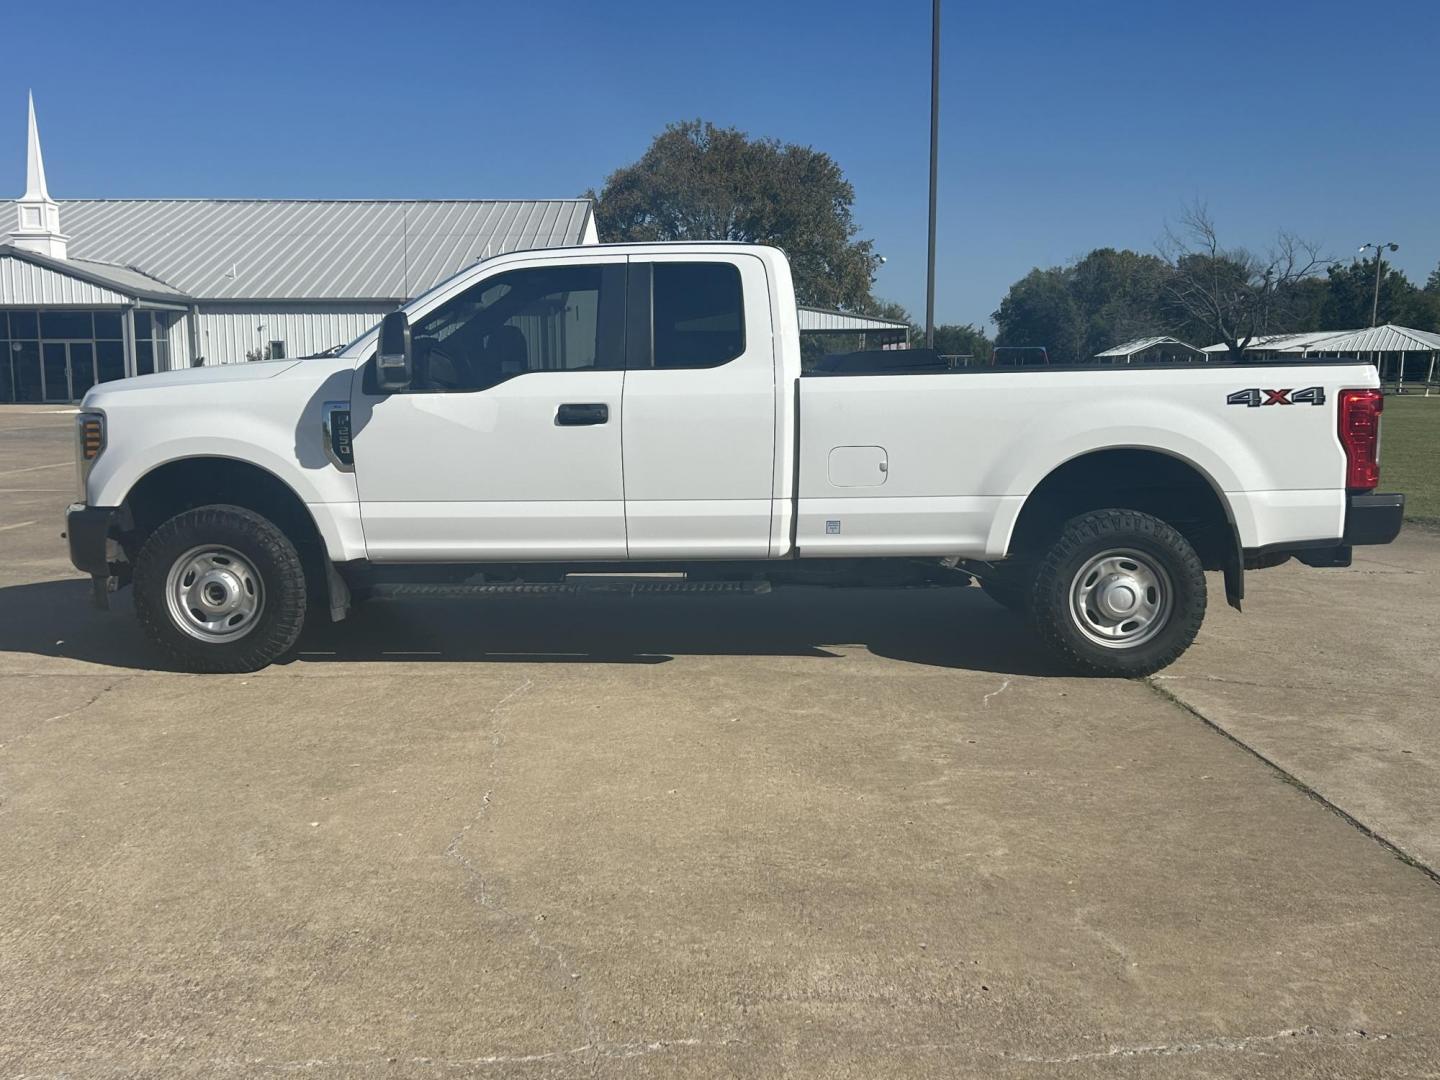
[556,403,609,426]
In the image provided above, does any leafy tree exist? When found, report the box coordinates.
[1069,248,1171,358]
[1427,262,1440,293]
[1160,202,1327,360]
[991,249,1168,364]
[589,120,878,310]
[930,323,993,362]
[1320,258,1418,328]
[992,266,1082,362]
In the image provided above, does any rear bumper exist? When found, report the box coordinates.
[1342,492,1405,547]
[1244,492,1404,570]
[66,503,118,577]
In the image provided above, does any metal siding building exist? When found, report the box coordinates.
[2,197,597,383]
[1,100,598,400]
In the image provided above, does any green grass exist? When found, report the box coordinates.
[1382,395,1440,523]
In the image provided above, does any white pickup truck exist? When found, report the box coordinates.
[66,243,1403,676]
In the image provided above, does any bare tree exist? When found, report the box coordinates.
[1161,202,1328,361]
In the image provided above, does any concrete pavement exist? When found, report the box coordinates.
[2,406,1438,1078]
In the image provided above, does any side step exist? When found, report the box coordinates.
[367,576,772,600]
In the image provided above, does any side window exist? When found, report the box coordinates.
[408,264,622,392]
[651,262,745,370]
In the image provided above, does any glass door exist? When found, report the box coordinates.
[39,341,98,402]
[70,342,96,399]
[42,342,70,402]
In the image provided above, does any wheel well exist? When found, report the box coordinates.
[1008,449,1235,570]
[121,457,327,587]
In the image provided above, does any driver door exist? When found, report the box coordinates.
[351,255,629,561]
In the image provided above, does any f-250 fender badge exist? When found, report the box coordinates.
[1226,386,1326,408]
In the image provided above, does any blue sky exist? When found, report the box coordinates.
[4,0,1438,327]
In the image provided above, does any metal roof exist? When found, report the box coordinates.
[797,306,911,334]
[1,243,191,305]
[0,199,594,302]
[2,251,130,305]
[1298,324,1440,354]
[1094,335,1202,358]
[1201,330,1350,354]
[1202,325,1440,355]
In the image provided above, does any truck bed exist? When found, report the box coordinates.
[793,361,1376,559]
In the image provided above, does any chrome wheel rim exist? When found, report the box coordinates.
[1069,549,1171,649]
[164,545,264,643]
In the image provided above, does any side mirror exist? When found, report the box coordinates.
[375,310,413,391]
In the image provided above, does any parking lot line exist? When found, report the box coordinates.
[0,521,38,533]
[0,461,69,476]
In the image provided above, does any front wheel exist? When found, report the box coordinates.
[1029,509,1206,677]
[133,505,308,673]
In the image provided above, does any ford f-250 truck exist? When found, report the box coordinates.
[65,243,1404,676]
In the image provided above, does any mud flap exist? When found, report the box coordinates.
[1223,528,1244,612]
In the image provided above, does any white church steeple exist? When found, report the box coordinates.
[8,92,68,259]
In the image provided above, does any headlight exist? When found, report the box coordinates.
[75,411,105,502]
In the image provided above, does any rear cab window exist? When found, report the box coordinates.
[652,262,745,369]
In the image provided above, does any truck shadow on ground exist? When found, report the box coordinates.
[0,578,1067,677]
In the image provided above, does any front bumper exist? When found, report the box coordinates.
[65,502,122,604]
[1342,492,1405,547]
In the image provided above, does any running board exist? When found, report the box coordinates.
[367,578,772,600]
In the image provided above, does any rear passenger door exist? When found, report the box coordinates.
[620,255,777,558]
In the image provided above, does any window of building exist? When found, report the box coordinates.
[651,262,745,369]
[407,264,623,392]
[130,310,173,375]
[269,340,287,360]
[0,308,127,403]
[40,310,94,339]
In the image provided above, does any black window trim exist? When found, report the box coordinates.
[626,259,746,372]
[368,261,629,395]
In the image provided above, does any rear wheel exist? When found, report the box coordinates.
[133,505,308,673]
[1029,508,1205,677]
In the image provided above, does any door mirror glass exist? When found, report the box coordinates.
[375,311,413,391]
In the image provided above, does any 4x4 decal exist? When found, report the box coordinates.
[1226,386,1326,408]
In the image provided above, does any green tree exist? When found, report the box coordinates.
[1068,248,1170,359]
[589,120,878,310]
[1319,258,1420,329]
[991,249,1168,364]
[1426,262,1440,293]
[992,266,1082,362]
[930,323,993,362]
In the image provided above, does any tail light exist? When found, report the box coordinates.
[1338,389,1382,491]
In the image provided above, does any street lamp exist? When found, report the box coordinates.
[1358,241,1399,327]
[925,0,940,350]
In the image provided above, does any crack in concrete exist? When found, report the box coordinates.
[192,1038,715,1073]
[0,678,127,813]
[982,678,1012,707]
[1012,1025,1393,1063]
[439,676,614,1073]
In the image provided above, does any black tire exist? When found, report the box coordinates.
[1029,508,1206,677]
[133,505,308,673]
[979,565,1032,613]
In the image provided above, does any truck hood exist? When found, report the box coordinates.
[84,359,302,399]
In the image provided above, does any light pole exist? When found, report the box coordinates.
[1358,241,1399,327]
[924,0,940,350]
